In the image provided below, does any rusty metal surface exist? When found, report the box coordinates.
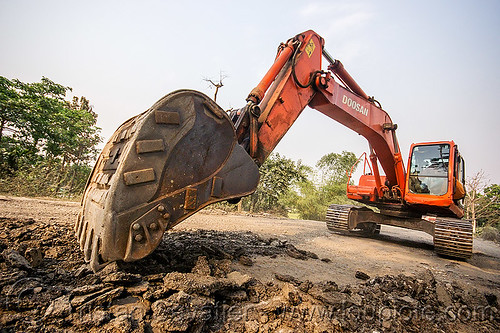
[77,90,260,271]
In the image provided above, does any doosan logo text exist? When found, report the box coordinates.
[342,95,368,116]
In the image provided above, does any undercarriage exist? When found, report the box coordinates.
[326,204,473,259]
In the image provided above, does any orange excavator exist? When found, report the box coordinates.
[76,30,472,271]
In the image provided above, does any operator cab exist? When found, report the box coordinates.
[404,141,465,217]
[408,143,449,196]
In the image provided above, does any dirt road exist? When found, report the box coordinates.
[183,210,500,291]
[1,195,499,332]
[2,195,498,290]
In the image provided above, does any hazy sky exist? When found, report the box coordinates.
[1,0,499,184]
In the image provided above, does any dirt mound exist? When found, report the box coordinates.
[0,217,498,332]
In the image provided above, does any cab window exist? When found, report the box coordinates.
[408,144,450,196]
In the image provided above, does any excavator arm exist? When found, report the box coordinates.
[78,30,412,270]
[234,30,405,198]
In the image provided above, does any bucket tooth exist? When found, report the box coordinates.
[78,90,260,271]
[84,228,94,262]
[89,237,104,272]
[79,221,88,250]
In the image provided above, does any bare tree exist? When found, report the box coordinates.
[465,170,499,232]
[204,72,227,102]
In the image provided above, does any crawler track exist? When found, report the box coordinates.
[325,204,353,233]
[433,217,473,259]
[326,205,473,259]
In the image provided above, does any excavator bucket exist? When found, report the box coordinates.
[76,90,260,271]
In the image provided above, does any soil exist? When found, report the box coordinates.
[0,195,499,332]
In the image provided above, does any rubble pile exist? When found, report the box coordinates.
[0,217,498,332]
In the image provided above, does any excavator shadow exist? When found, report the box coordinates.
[374,233,435,251]
[465,252,500,272]
[333,228,436,252]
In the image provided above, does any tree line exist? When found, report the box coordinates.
[0,76,101,197]
[0,77,498,236]
[464,171,499,236]
[243,153,499,234]
[238,151,358,221]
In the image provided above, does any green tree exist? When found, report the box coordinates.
[316,150,358,184]
[0,77,28,171]
[475,183,500,230]
[0,77,22,143]
[1,77,72,170]
[464,170,500,232]
[293,151,358,220]
[243,153,308,214]
[58,96,101,166]
[0,76,101,197]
